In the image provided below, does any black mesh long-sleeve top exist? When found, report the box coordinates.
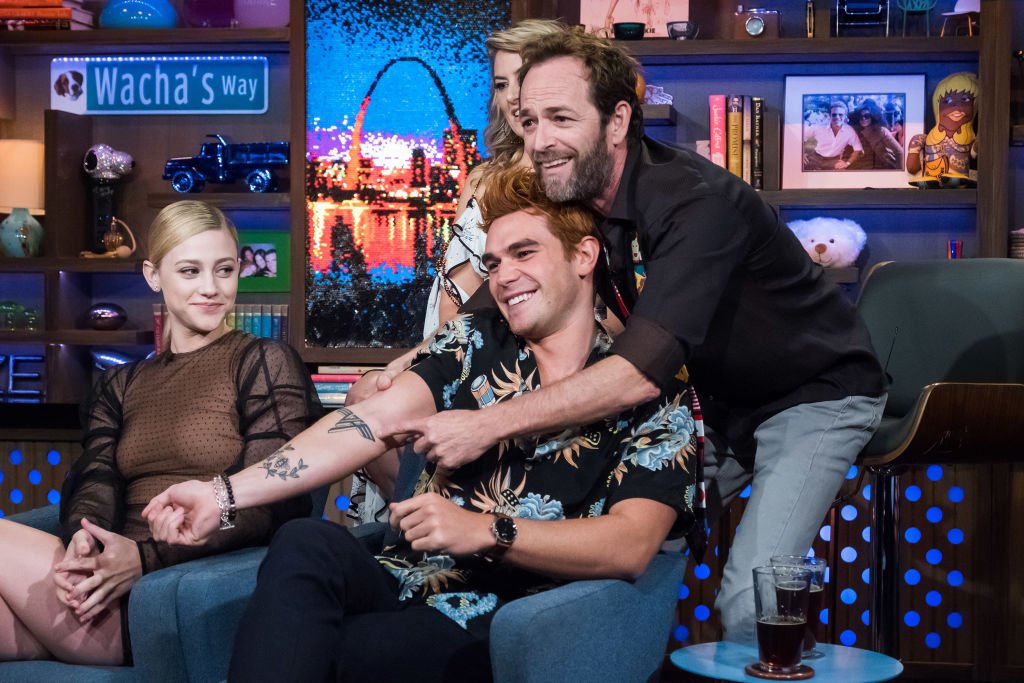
[59,330,321,573]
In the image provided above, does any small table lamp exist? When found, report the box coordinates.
[0,139,46,258]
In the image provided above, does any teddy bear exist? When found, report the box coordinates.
[787,217,867,269]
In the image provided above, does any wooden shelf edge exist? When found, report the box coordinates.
[0,402,81,441]
[626,36,978,61]
[0,329,153,345]
[0,257,144,273]
[0,427,81,442]
[47,329,154,346]
[0,331,47,343]
[147,192,291,210]
[0,27,291,54]
[300,346,405,365]
[762,188,977,209]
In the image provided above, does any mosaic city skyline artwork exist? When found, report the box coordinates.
[305,0,509,347]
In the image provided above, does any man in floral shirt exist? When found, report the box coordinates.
[144,168,702,682]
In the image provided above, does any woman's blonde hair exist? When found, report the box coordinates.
[147,200,238,266]
[480,19,567,185]
[147,200,238,349]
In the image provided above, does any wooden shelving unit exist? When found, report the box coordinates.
[1,24,295,403]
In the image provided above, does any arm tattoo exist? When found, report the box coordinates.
[259,445,310,481]
[328,407,375,441]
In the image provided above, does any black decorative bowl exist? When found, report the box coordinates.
[88,302,128,331]
[612,22,645,40]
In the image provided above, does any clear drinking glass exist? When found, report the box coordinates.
[771,555,827,658]
[751,565,811,675]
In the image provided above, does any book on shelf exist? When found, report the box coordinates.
[310,373,362,384]
[226,303,289,341]
[0,5,93,23]
[751,96,765,190]
[317,365,383,375]
[726,95,743,179]
[316,393,348,406]
[0,0,76,6]
[313,381,353,393]
[152,304,166,355]
[708,95,727,169]
[0,0,80,5]
[741,95,752,185]
[1,17,75,29]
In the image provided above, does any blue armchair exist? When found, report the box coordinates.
[1,491,685,682]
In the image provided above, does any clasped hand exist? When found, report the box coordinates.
[142,479,222,546]
[52,519,142,624]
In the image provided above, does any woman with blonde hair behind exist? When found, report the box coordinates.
[422,18,567,335]
[0,200,319,666]
[347,19,568,524]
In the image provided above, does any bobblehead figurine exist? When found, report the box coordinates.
[907,72,979,188]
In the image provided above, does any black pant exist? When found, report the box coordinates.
[229,519,492,683]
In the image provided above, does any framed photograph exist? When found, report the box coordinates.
[237,230,289,292]
[782,74,925,190]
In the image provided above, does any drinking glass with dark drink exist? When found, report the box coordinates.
[771,555,828,658]
[748,565,814,679]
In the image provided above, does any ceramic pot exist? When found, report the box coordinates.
[0,209,43,257]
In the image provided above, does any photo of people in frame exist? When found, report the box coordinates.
[239,242,279,279]
[801,92,906,172]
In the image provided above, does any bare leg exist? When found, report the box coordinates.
[0,518,124,665]
[0,591,48,661]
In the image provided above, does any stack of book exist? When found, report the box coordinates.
[225,303,290,341]
[312,365,381,406]
[0,0,96,30]
[151,303,290,355]
[709,94,765,190]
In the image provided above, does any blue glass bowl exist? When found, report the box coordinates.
[99,0,179,29]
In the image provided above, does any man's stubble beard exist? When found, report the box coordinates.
[536,133,614,203]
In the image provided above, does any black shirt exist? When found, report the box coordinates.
[601,137,886,442]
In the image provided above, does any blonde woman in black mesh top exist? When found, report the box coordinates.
[0,200,319,666]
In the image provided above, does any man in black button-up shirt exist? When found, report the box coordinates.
[390,27,888,644]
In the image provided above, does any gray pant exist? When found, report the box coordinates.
[705,394,886,644]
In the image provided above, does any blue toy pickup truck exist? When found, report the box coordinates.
[163,135,289,193]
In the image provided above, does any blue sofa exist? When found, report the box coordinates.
[1,499,684,682]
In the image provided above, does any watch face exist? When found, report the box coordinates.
[494,516,517,545]
[745,15,765,36]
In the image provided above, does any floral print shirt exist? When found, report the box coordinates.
[381,308,701,637]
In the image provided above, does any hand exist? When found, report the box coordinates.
[345,371,381,406]
[834,160,850,170]
[53,528,97,610]
[372,346,422,394]
[345,355,410,404]
[389,493,493,555]
[141,479,220,546]
[53,519,142,623]
[382,409,497,470]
